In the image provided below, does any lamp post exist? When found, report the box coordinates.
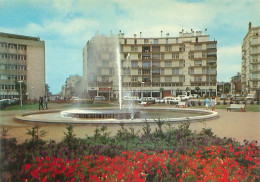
[141,82,145,98]
[19,80,23,107]
[108,87,111,101]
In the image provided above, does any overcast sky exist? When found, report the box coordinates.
[0,0,259,94]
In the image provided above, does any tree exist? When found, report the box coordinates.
[14,80,26,99]
[195,86,200,94]
[159,87,164,99]
[224,85,230,94]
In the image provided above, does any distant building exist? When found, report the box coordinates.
[0,32,45,100]
[231,72,241,94]
[217,81,231,95]
[241,22,260,95]
[83,29,217,99]
[63,75,82,99]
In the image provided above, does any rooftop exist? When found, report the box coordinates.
[0,32,41,41]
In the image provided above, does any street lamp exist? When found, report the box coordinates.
[108,87,111,101]
[141,82,145,98]
[19,80,23,107]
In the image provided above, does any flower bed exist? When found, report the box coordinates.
[22,144,260,181]
[1,123,260,181]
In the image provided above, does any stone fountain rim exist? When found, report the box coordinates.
[14,107,218,124]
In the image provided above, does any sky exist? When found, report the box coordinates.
[0,0,259,94]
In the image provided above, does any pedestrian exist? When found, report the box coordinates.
[44,95,48,110]
[205,97,210,110]
[211,97,216,111]
[38,97,44,110]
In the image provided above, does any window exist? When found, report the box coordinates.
[195,44,202,50]
[202,52,206,58]
[102,60,109,67]
[109,68,113,74]
[0,42,7,48]
[194,76,202,82]
[131,46,138,52]
[165,61,172,67]
[179,75,185,82]
[142,76,150,82]
[194,60,202,66]
[124,39,127,44]
[152,53,160,59]
[207,43,216,49]
[161,53,164,59]
[97,68,101,74]
[131,76,138,82]
[202,67,207,74]
[165,45,172,51]
[138,69,141,75]
[144,39,149,44]
[138,54,141,59]
[152,69,160,75]
[190,68,194,74]
[179,60,184,67]
[165,76,172,82]
[131,61,138,68]
[172,53,179,59]
[179,45,185,51]
[142,61,150,67]
[189,52,194,59]
[152,61,160,67]
[135,39,137,44]
[153,77,160,82]
[142,69,150,75]
[166,39,168,44]
[154,39,158,44]
[1,75,8,80]
[161,68,164,75]
[172,68,179,75]
[109,53,114,59]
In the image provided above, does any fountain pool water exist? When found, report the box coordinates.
[15,107,218,124]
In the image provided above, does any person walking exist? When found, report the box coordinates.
[38,97,44,110]
[44,95,48,110]
[211,97,216,111]
[205,97,210,110]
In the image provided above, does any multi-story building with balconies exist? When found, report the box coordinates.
[242,22,260,95]
[0,32,45,100]
[83,30,217,99]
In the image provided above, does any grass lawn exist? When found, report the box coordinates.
[3,103,38,111]
[193,104,260,112]
[3,102,115,111]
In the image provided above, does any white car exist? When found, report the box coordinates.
[94,96,105,101]
[177,95,189,101]
[245,94,255,101]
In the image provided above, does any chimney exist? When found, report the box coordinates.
[205,28,207,35]
[161,30,163,38]
[140,32,142,38]
[249,22,252,30]
[134,34,137,38]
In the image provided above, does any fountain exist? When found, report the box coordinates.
[15,34,218,124]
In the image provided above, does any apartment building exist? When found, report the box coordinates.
[242,22,260,95]
[0,32,45,100]
[83,30,217,99]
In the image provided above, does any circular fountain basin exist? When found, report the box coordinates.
[15,107,218,124]
[61,109,140,119]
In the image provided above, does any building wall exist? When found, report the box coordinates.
[0,32,45,100]
[242,23,260,95]
[83,30,217,99]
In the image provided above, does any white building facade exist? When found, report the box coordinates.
[242,22,260,95]
[83,30,217,99]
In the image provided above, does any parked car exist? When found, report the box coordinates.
[220,94,227,100]
[94,96,105,101]
[245,94,255,101]
[231,94,244,101]
[177,95,189,101]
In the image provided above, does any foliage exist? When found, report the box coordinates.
[1,128,11,137]
[1,123,260,181]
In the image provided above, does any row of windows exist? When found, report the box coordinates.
[122,82,184,87]
[0,42,27,50]
[1,84,16,90]
[126,44,216,52]
[0,53,27,60]
[0,74,27,80]
[0,64,27,70]
[123,52,216,60]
